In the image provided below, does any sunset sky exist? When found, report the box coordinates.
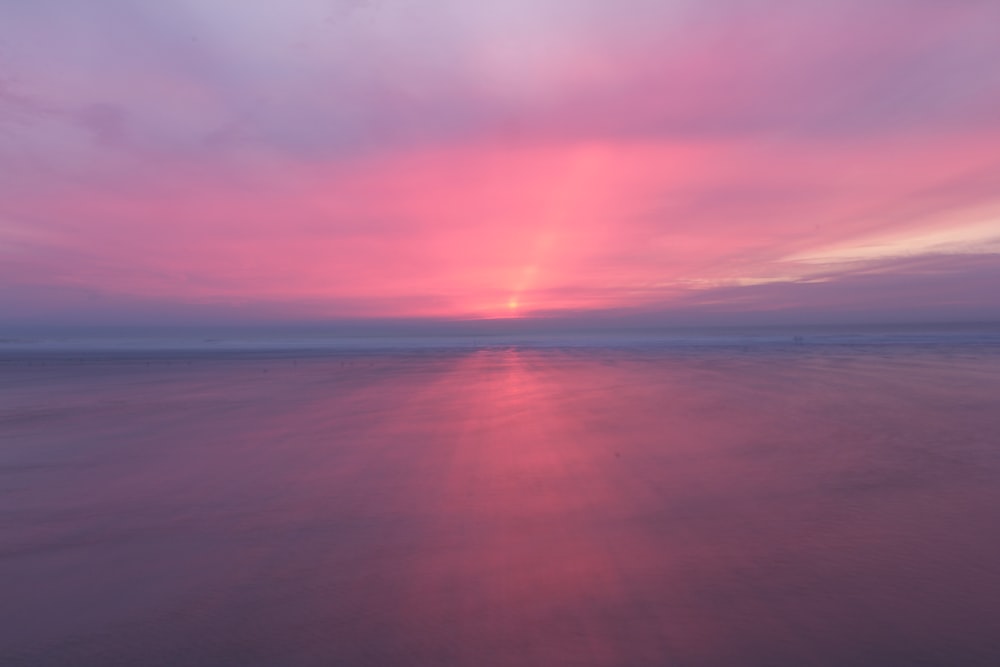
[2,0,999,327]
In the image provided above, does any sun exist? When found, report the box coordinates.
[507,297,520,313]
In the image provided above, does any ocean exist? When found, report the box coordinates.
[3,330,1000,666]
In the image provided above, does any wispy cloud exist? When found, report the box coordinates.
[2,0,999,325]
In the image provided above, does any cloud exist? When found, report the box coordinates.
[1,0,999,325]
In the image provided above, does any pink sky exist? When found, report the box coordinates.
[2,0,999,327]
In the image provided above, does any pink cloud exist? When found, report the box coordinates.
[1,0,999,326]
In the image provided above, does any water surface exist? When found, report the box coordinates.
[3,343,1000,666]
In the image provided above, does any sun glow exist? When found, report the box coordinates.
[498,145,616,317]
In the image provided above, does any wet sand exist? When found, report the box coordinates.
[3,344,1000,666]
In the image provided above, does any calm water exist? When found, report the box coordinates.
[3,344,1000,666]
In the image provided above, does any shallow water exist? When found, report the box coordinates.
[3,344,1000,666]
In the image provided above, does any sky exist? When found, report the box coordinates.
[1,0,999,329]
